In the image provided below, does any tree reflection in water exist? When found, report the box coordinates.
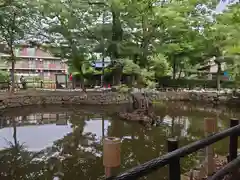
[0,105,238,180]
[0,118,46,180]
[0,115,103,180]
[49,114,103,180]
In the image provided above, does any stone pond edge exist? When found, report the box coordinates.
[0,90,236,110]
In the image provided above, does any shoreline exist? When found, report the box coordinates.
[0,89,238,111]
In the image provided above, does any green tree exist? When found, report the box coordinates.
[38,0,102,87]
[38,0,237,88]
[149,53,171,78]
[153,1,216,79]
[0,70,9,82]
[0,0,37,91]
[198,2,240,89]
[116,0,217,80]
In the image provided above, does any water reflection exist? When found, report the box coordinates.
[0,105,238,180]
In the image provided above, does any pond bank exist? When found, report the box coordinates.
[0,90,238,110]
[0,90,129,110]
[147,91,235,104]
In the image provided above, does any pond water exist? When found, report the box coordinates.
[0,103,239,180]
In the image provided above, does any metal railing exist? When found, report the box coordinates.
[0,81,115,92]
[107,118,240,180]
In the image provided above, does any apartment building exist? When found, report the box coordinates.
[0,45,68,81]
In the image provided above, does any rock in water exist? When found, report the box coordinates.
[118,92,158,125]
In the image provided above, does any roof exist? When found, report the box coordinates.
[94,61,111,68]
[93,57,111,68]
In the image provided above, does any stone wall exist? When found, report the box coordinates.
[147,91,190,101]
[0,90,233,110]
[0,90,130,109]
[146,91,232,104]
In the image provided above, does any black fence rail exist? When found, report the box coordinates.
[0,81,113,91]
[107,118,240,180]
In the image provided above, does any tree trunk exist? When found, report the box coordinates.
[140,16,149,67]
[79,70,85,90]
[131,75,135,86]
[113,66,122,85]
[10,54,15,92]
[173,58,176,80]
[171,116,175,137]
[178,68,183,79]
[110,6,123,85]
[8,12,16,93]
[216,62,221,91]
[12,118,18,152]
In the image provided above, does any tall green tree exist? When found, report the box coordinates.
[114,0,218,80]
[38,0,102,87]
[198,2,240,89]
[38,0,240,87]
[0,0,37,91]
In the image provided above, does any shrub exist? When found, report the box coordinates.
[0,70,9,82]
[158,77,235,89]
[113,84,130,93]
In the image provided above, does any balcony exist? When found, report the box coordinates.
[0,63,67,71]
[0,57,68,71]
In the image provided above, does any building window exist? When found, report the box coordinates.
[44,60,49,69]
[28,60,36,69]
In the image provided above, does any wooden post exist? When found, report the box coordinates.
[167,138,180,180]
[102,116,104,138]
[229,118,239,161]
[204,118,217,176]
[103,137,121,178]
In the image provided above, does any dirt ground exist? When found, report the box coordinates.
[181,155,234,180]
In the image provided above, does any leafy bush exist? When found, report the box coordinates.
[146,80,157,89]
[158,77,235,89]
[0,70,9,82]
[112,84,130,93]
[148,53,171,78]
[122,59,141,75]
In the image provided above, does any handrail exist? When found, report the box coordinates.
[0,81,57,90]
[107,120,240,180]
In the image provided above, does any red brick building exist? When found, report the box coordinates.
[0,46,68,81]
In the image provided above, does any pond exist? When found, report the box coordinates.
[0,103,239,180]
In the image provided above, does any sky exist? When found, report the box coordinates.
[216,0,238,12]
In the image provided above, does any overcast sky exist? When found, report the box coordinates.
[216,0,238,12]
